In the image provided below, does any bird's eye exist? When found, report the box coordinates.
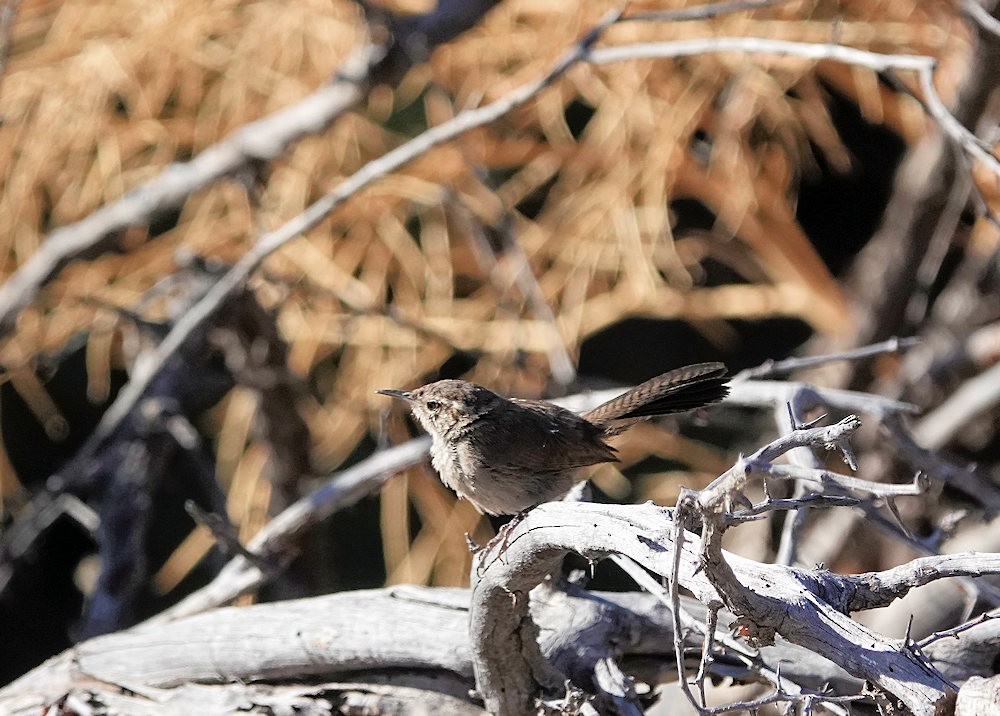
[425,400,440,411]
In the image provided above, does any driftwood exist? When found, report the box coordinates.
[0,584,850,715]
[4,506,1000,714]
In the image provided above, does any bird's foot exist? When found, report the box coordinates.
[475,508,531,574]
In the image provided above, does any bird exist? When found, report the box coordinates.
[377,362,729,516]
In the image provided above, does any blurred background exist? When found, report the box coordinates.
[1,0,998,688]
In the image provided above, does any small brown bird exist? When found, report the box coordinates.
[378,363,729,516]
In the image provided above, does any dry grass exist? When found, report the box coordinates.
[0,0,976,589]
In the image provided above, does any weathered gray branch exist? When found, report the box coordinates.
[9,498,1000,715]
[4,583,841,715]
[467,499,1000,715]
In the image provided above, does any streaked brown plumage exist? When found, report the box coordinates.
[378,363,729,515]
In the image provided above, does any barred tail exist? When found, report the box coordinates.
[581,362,729,425]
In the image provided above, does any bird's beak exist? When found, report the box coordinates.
[376,389,414,402]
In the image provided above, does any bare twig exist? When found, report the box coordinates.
[698,415,863,508]
[829,554,1000,611]
[183,501,268,571]
[735,337,919,380]
[609,552,830,710]
[695,602,721,706]
[726,494,861,523]
[696,690,865,715]
[588,38,1000,180]
[668,507,705,713]
[905,162,972,325]
[146,436,430,623]
[672,407,976,712]
[963,0,1000,39]
[724,380,918,417]
[624,0,793,23]
[590,37,933,72]
[772,399,826,566]
[0,493,100,594]
[759,463,925,497]
[617,555,856,715]
[919,610,1000,648]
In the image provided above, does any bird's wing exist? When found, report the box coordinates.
[491,399,618,472]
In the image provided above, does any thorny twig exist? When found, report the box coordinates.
[918,610,1000,648]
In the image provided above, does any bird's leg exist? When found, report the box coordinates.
[494,508,530,554]
[474,508,533,575]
